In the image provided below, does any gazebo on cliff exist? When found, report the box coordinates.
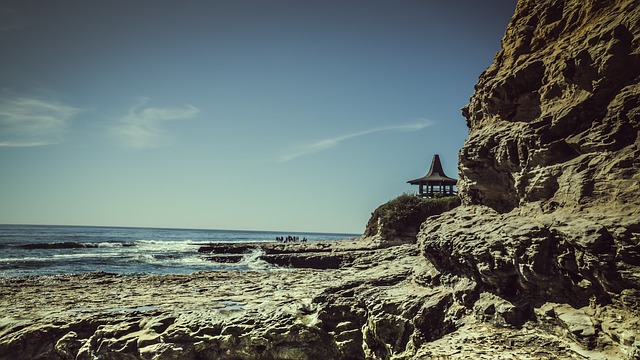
[407,154,457,197]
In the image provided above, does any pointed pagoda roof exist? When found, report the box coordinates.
[407,154,457,184]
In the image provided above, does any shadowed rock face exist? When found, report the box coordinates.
[420,0,640,357]
[448,0,640,300]
[458,0,639,213]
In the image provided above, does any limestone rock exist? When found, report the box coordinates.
[0,240,624,360]
[420,206,640,307]
[459,0,640,213]
[419,0,640,358]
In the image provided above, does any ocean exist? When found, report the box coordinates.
[0,225,358,278]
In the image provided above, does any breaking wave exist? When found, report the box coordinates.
[0,225,355,277]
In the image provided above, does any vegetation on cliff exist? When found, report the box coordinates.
[363,194,460,241]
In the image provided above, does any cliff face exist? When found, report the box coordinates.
[419,0,640,357]
[459,0,639,214]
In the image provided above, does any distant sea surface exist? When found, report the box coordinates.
[0,225,358,278]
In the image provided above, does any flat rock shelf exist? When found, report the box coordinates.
[0,239,622,359]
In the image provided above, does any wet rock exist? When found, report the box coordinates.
[198,239,376,269]
[262,252,346,269]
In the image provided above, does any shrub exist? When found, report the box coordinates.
[364,194,460,240]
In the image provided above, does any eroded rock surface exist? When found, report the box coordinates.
[419,0,640,358]
[459,0,639,213]
[2,0,639,358]
[0,242,602,360]
[0,243,450,360]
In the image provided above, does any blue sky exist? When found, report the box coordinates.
[0,1,516,233]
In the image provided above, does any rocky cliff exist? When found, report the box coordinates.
[420,0,640,357]
[459,0,639,214]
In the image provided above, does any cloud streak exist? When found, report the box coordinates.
[111,97,200,149]
[0,94,82,147]
[278,119,435,162]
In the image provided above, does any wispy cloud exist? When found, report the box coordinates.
[277,118,435,162]
[0,94,82,147]
[111,97,200,149]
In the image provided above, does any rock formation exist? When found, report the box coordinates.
[420,0,640,357]
[363,195,460,245]
[459,0,639,214]
[198,240,374,269]
[0,242,602,360]
[1,0,639,358]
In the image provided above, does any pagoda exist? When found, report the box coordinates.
[407,154,457,197]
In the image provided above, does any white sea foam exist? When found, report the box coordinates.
[95,242,131,248]
[130,253,157,263]
[53,252,118,259]
[133,239,199,253]
[0,225,356,277]
[0,256,50,262]
[242,248,274,271]
[173,255,218,267]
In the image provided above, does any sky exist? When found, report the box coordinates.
[0,0,517,234]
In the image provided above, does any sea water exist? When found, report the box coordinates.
[0,225,357,278]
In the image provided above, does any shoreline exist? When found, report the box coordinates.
[0,240,604,359]
[0,240,418,359]
[0,225,361,279]
[197,237,378,269]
